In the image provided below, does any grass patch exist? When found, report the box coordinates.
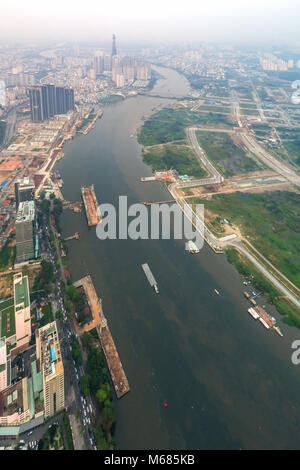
[196,131,260,176]
[98,94,124,104]
[143,143,207,178]
[138,107,233,147]
[0,242,15,270]
[200,191,300,287]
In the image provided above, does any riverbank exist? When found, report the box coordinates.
[55,66,300,450]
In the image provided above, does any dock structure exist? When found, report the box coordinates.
[73,275,130,398]
[96,322,130,399]
[73,275,102,331]
[64,232,80,241]
[81,184,101,226]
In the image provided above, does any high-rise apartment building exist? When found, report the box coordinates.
[94,53,104,74]
[13,273,31,352]
[15,201,37,264]
[36,322,64,418]
[29,85,74,122]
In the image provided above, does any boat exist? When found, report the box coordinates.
[142,263,159,294]
[214,289,220,295]
[186,240,200,254]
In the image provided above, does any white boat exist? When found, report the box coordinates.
[186,240,200,254]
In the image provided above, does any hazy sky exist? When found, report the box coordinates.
[1,0,300,45]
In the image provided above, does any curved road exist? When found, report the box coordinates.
[169,127,300,309]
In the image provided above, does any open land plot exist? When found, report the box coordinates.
[194,191,300,288]
[196,131,262,177]
[142,143,207,178]
[137,108,234,147]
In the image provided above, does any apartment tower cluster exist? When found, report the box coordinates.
[29,84,75,122]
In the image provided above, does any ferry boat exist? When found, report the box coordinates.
[186,240,200,254]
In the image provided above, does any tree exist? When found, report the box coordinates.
[102,401,115,429]
[96,383,111,404]
[55,309,63,320]
[49,192,55,200]
[80,375,90,396]
[66,285,78,301]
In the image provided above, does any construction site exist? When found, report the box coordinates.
[81,185,101,226]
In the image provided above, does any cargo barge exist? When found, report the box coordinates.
[142,263,159,293]
[81,184,101,226]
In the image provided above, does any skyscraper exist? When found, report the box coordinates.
[29,85,74,122]
[29,87,43,122]
[15,201,37,264]
[112,34,117,57]
[15,177,35,210]
[36,322,65,418]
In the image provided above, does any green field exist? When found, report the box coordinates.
[281,139,300,166]
[197,191,300,287]
[98,94,124,103]
[137,108,233,147]
[196,131,260,176]
[143,144,207,178]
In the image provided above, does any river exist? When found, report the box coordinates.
[56,66,300,450]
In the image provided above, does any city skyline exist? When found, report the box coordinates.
[1,0,300,45]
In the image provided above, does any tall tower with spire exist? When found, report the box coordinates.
[112,34,117,56]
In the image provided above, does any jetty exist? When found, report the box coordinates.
[64,232,80,241]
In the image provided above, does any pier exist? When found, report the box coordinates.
[64,232,80,241]
[73,275,130,399]
[143,200,175,205]
[81,185,102,226]
[96,322,130,399]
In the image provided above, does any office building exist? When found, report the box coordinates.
[15,178,35,210]
[15,201,37,264]
[36,322,64,418]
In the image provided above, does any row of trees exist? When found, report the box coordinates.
[80,331,116,449]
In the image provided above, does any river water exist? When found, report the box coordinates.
[57,67,300,450]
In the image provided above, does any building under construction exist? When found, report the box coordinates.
[81,185,101,226]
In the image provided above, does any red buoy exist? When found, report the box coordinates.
[164,402,168,407]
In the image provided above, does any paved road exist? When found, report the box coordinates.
[168,127,300,309]
[240,133,300,187]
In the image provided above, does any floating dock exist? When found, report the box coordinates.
[74,275,130,398]
[81,184,101,226]
[96,322,130,399]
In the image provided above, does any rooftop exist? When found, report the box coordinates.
[38,322,63,380]
[14,275,30,309]
[0,297,16,339]
[16,200,35,223]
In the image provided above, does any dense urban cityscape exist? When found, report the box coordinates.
[0,0,300,455]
